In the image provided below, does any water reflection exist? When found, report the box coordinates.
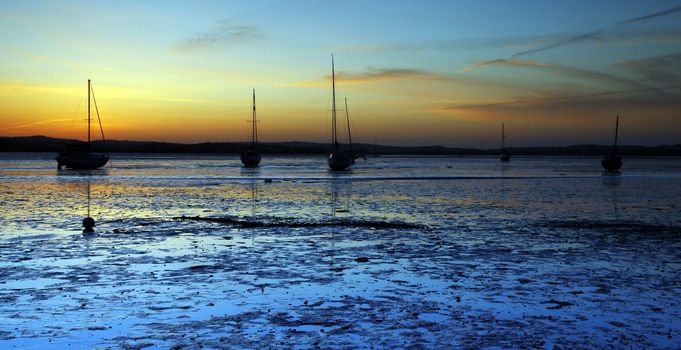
[240,165,261,178]
[330,179,351,218]
[250,181,258,217]
[56,168,109,177]
[52,169,104,233]
[602,175,622,224]
[327,180,340,273]
[500,158,511,174]
[82,178,95,234]
[602,168,622,177]
[601,174,622,187]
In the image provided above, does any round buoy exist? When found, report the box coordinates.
[83,217,95,233]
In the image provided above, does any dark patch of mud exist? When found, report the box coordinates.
[173,215,426,229]
[538,220,680,235]
[0,330,14,340]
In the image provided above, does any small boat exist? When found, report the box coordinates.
[56,79,109,170]
[500,122,511,162]
[240,89,261,167]
[328,56,358,171]
[601,115,622,173]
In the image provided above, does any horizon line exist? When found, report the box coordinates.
[1,134,680,150]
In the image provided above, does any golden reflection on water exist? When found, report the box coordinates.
[1,162,679,236]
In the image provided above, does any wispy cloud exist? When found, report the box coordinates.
[0,82,212,106]
[452,7,681,98]
[335,27,681,56]
[458,59,643,88]
[512,5,681,57]
[617,53,681,87]
[292,68,466,87]
[617,5,681,25]
[0,83,79,96]
[512,30,606,57]
[438,86,681,114]
[335,68,443,83]
[9,48,129,77]
[175,21,262,51]
[458,59,547,72]
[0,118,73,130]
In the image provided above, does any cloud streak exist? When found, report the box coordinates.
[617,5,681,25]
[512,30,606,57]
[439,86,681,114]
[459,59,643,88]
[458,59,549,73]
[0,118,73,130]
[512,5,681,57]
[334,27,681,56]
[335,68,442,83]
[617,53,681,87]
[292,68,469,87]
[175,21,262,51]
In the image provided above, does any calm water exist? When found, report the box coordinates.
[1,153,680,349]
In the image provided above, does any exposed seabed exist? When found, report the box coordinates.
[1,155,680,348]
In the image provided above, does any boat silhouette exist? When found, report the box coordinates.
[500,122,511,162]
[241,89,261,167]
[56,79,109,170]
[328,56,359,171]
[601,116,622,173]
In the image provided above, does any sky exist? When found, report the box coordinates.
[1,0,680,148]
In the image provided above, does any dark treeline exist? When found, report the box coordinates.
[1,136,680,156]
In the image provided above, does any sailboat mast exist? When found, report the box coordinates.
[502,122,505,150]
[345,97,353,153]
[252,89,257,147]
[614,115,619,152]
[331,55,337,149]
[87,79,91,147]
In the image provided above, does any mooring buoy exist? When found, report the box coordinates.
[83,216,95,233]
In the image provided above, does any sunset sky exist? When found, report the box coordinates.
[1,0,680,147]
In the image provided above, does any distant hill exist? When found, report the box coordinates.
[1,136,680,156]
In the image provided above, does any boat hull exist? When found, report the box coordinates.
[601,154,622,173]
[500,151,511,162]
[328,152,354,171]
[241,150,261,167]
[56,152,109,170]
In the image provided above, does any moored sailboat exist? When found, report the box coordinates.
[240,89,261,167]
[601,116,622,173]
[500,122,511,162]
[56,79,109,170]
[328,56,357,171]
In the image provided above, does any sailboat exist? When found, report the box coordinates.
[328,55,356,171]
[56,79,109,170]
[500,122,511,162]
[240,89,261,167]
[601,115,622,173]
